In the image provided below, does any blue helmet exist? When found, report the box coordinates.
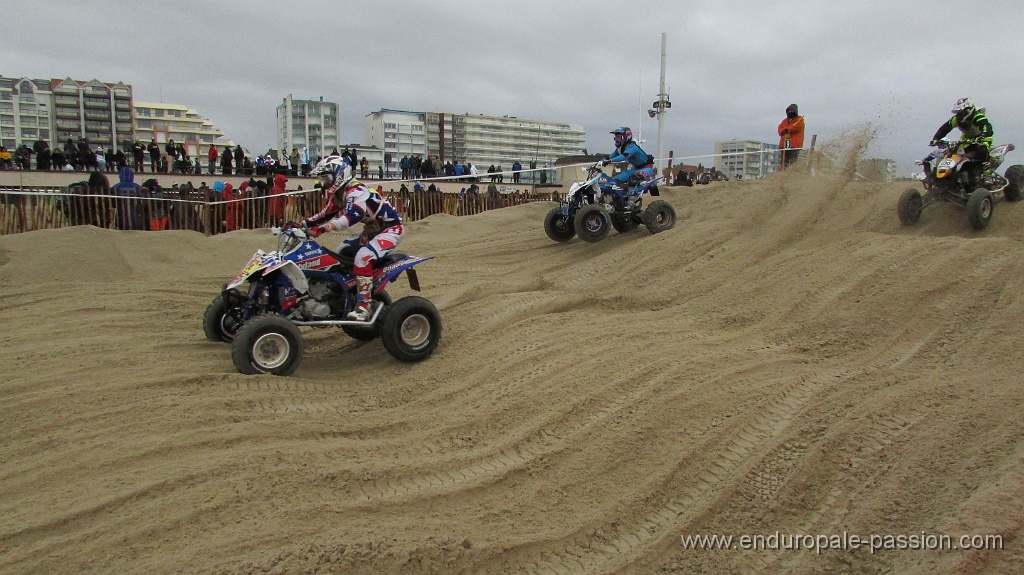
[611,126,633,148]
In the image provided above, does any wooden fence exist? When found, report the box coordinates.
[0,185,563,236]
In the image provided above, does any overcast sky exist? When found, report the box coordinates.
[5,1,1023,175]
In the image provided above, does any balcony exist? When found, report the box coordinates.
[84,111,110,121]
[84,100,110,109]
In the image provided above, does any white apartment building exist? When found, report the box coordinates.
[426,112,585,172]
[1,76,133,151]
[714,139,779,179]
[364,109,428,161]
[366,109,585,175]
[133,102,229,160]
[277,94,339,164]
[0,77,53,150]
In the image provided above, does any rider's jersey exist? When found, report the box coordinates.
[607,141,654,170]
[933,109,994,149]
[304,180,402,234]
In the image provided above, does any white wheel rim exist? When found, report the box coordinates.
[252,332,290,370]
[400,314,431,347]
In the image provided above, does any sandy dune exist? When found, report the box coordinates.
[2,160,1024,574]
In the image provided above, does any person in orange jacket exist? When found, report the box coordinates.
[268,172,288,227]
[778,104,805,170]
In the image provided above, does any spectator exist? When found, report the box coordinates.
[400,155,410,179]
[221,145,233,175]
[411,155,422,179]
[468,162,478,181]
[289,147,299,176]
[222,181,242,232]
[383,152,392,177]
[378,164,384,180]
[300,146,310,176]
[114,147,127,171]
[164,139,177,170]
[360,156,369,179]
[233,145,245,174]
[143,178,170,231]
[487,165,496,183]
[132,140,145,172]
[778,103,805,171]
[268,172,288,227]
[207,145,218,175]
[34,137,50,168]
[0,146,11,170]
[112,166,145,230]
[36,142,51,171]
[147,139,161,173]
[51,147,66,170]
[512,160,522,184]
[94,148,106,172]
[496,165,504,183]
[15,144,32,170]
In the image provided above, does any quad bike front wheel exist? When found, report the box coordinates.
[342,290,392,341]
[1005,165,1024,202]
[897,187,924,226]
[544,206,576,242]
[203,290,245,343]
[642,200,677,234]
[380,296,442,362]
[574,204,611,243]
[231,315,304,376]
[967,190,994,230]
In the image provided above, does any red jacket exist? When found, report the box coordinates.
[269,173,288,219]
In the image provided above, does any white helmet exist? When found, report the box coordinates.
[952,97,976,122]
[311,156,353,188]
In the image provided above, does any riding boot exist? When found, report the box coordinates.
[347,276,374,321]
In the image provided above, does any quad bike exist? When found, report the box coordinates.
[544,165,676,243]
[898,139,1024,230]
[203,223,441,376]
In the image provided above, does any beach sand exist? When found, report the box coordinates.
[2,157,1024,574]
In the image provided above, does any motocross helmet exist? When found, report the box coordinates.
[952,97,975,122]
[611,127,633,148]
[310,156,353,189]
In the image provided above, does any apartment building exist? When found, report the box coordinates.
[365,109,585,174]
[276,94,339,163]
[1,76,132,151]
[714,139,779,179]
[134,102,229,160]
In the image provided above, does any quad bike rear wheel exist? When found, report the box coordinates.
[574,204,611,243]
[1005,165,1024,202]
[642,200,677,234]
[896,187,923,226]
[380,296,442,362]
[967,190,994,230]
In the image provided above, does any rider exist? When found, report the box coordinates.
[301,156,404,321]
[594,127,655,207]
[931,97,994,189]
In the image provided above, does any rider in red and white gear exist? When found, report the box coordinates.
[302,156,404,321]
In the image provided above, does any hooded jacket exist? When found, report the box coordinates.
[269,173,288,219]
[113,167,144,230]
[778,104,805,149]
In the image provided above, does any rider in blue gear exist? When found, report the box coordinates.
[595,127,655,206]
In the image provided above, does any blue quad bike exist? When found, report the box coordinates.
[544,166,676,243]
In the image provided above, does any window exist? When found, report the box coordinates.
[137,120,151,128]
[136,108,150,117]
[0,115,12,125]
[155,109,164,117]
